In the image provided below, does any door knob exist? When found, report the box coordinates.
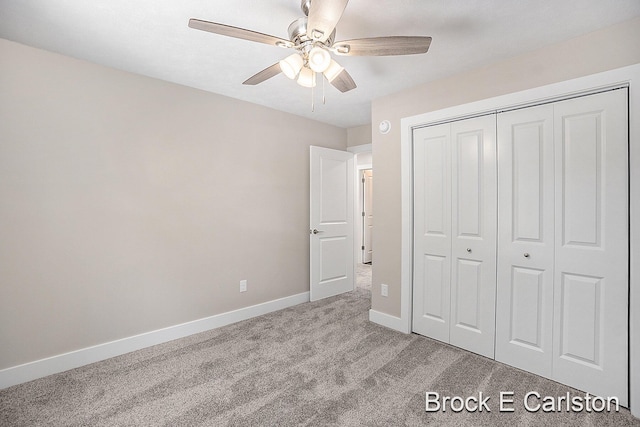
[310,228,323,235]
[466,248,472,253]
[524,253,530,258]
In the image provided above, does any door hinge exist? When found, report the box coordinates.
[362,178,365,183]
[361,246,365,250]
[362,211,365,217]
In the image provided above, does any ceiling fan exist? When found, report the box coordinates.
[188,0,432,93]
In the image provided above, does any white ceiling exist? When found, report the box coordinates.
[1,0,639,128]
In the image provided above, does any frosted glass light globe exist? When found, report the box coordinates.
[279,53,303,79]
[308,47,331,73]
[297,67,317,88]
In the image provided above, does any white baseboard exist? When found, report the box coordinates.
[0,292,310,390]
[369,309,408,333]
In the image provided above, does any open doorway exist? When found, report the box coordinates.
[356,168,373,291]
[352,148,372,291]
[361,169,373,264]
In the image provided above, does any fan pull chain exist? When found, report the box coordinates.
[311,77,315,112]
[322,74,326,105]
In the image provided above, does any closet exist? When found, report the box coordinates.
[412,89,629,404]
[412,114,497,358]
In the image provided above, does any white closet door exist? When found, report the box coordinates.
[552,89,628,405]
[449,115,497,359]
[496,105,555,377]
[412,123,452,342]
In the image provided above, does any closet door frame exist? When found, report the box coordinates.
[396,63,640,417]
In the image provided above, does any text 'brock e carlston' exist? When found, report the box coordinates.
[425,392,620,413]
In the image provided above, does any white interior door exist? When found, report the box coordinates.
[496,104,555,377]
[412,115,497,358]
[363,169,373,264]
[552,89,628,405]
[449,115,497,359]
[310,146,354,301]
[412,123,452,342]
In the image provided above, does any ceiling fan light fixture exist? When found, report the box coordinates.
[323,59,344,82]
[308,46,331,73]
[297,67,317,88]
[189,1,432,97]
[279,53,304,79]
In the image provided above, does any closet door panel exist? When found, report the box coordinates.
[552,89,628,405]
[449,115,497,359]
[496,105,554,377]
[412,124,452,341]
[454,259,482,329]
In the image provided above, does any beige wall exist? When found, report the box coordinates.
[370,17,640,317]
[347,124,371,147]
[0,39,347,369]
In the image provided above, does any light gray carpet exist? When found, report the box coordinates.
[356,263,372,291]
[1,287,639,426]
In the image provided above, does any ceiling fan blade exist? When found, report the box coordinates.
[243,63,282,85]
[306,0,349,43]
[332,36,432,56]
[329,68,356,93]
[189,19,294,48]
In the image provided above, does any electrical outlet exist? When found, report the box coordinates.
[240,279,247,293]
[381,283,388,297]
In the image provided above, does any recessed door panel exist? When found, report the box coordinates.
[562,113,601,247]
[422,255,447,321]
[513,123,544,242]
[424,138,447,236]
[453,259,481,331]
[553,89,628,406]
[510,267,544,349]
[319,158,348,224]
[456,132,482,237]
[558,273,602,366]
[319,236,348,284]
[496,104,554,378]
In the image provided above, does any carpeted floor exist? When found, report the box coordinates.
[356,262,372,291]
[1,282,638,426]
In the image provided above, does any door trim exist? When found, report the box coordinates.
[393,63,640,416]
[347,143,372,154]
